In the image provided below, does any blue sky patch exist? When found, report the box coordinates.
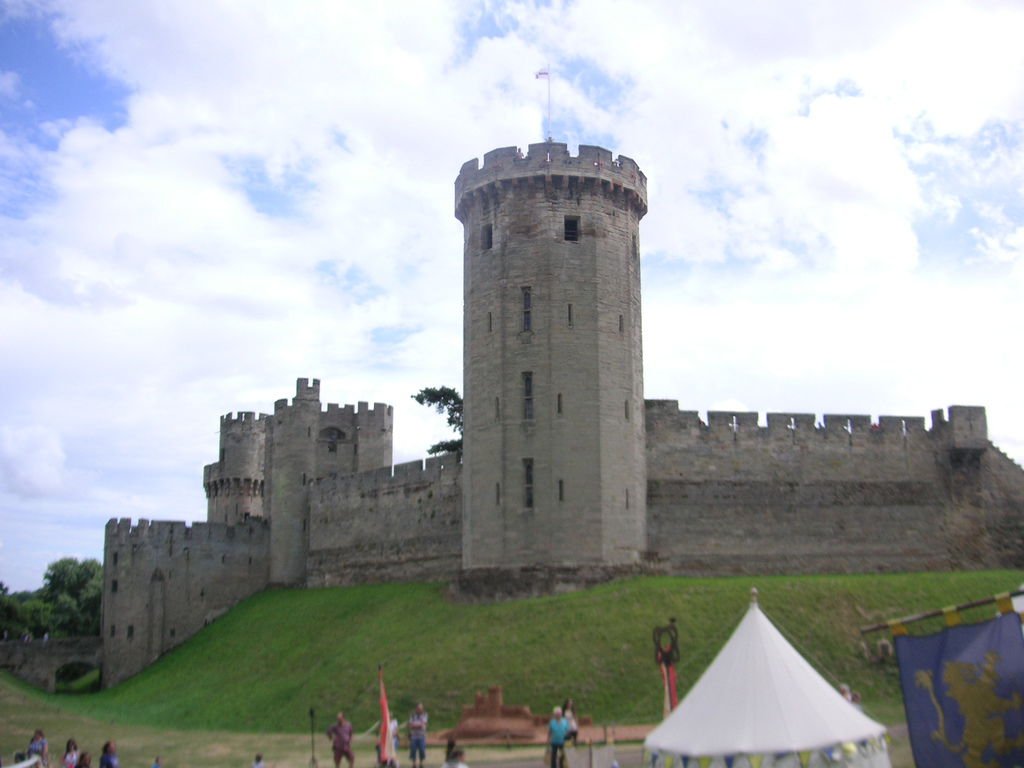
[223,156,314,218]
[453,6,511,64]
[692,183,738,217]
[370,325,420,346]
[315,261,386,303]
[562,57,629,110]
[0,11,129,138]
[970,120,1022,160]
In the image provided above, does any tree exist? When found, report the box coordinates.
[412,386,463,455]
[18,598,52,638]
[0,581,24,638]
[40,558,102,637]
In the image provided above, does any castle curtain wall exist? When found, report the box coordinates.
[306,454,463,586]
[101,518,270,687]
[643,402,1024,574]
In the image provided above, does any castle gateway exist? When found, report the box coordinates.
[101,143,1024,686]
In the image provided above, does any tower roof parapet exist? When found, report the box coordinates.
[295,377,320,401]
[455,142,647,220]
[220,411,269,430]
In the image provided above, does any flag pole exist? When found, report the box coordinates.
[536,66,551,141]
[546,62,551,141]
[309,707,317,768]
[859,587,1024,634]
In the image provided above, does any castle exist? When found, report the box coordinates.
[100,142,1024,687]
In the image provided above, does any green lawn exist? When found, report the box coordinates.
[1,570,1019,767]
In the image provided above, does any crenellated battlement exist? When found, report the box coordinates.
[105,517,269,548]
[295,377,320,400]
[271,380,392,432]
[315,451,461,493]
[272,377,322,413]
[932,405,988,451]
[203,475,264,502]
[455,142,647,221]
[644,400,963,444]
[320,401,393,428]
[220,411,269,431]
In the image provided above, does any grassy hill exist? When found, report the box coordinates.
[39,570,1024,734]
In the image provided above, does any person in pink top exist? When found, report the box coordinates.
[327,712,355,768]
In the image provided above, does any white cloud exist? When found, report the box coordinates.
[0,425,67,497]
[0,0,1023,590]
[0,71,18,99]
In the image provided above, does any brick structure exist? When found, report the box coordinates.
[97,143,1024,689]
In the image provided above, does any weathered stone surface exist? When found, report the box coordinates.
[307,453,462,586]
[102,517,271,687]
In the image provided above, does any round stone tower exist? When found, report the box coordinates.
[455,142,648,571]
[203,411,266,525]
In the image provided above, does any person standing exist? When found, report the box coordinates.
[562,699,578,747]
[62,740,79,768]
[27,730,49,767]
[327,712,355,768]
[548,707,569,768]
[407,703,428,768]
[389,714,401,768]
[98,742,118,768]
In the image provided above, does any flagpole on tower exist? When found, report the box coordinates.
[547,63,551,140]
[535,66,551,141]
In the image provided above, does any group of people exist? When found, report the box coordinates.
[328,696,582,768]
[327,703,432,768]
[1,630,48,643]
[547,698,579,768]
[16,731,120,768]
[16,699,579,768]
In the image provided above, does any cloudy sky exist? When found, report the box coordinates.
[1,0,1023,592]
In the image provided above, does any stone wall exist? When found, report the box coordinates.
[0,637,102,692]
[95,400,1024,689]
[643,402,1024,575]
[102,518,270,687]
[945,444,1024,568]
[306,453,462,585]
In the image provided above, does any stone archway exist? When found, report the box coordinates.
[0,637,103,692]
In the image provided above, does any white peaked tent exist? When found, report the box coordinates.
[644,591,891,768]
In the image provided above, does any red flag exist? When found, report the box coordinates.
[378,666,392,766]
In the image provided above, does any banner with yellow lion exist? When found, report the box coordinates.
[896,611,1024,768]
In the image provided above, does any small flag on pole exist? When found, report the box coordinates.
[535,68,549,79]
